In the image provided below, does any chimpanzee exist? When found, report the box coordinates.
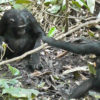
[42,36,100,99]
[0,9,45,70]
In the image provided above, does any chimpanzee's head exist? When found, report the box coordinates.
[2,9,28,36]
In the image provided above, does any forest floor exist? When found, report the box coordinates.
[0,0,100,100]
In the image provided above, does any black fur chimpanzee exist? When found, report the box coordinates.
[0,9,45,70]
[42,36,100,99]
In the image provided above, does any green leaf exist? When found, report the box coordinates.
[72,0,82,8]
[2,87,39,99]
[16,0,31,4]
[7,64,20,76]
[62,0,66,11]
[88,63,96,75]
[76,0,84,6]
[12,3,24,9]
[44,0,57,6]
[87,0,95,14]
[88,31,95,37]
[0,79,9,88]
[47,5,61,14]
[37,82,45,88]
[10,2,25,9]
[8,79,21,86]
[53,75,60,80]
[48,27,57,37]
[0,78,20,88]
[80,0,89,9]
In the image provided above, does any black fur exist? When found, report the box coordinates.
[0,9,45,70]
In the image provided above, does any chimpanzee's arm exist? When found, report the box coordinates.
[69,78,94,99]
[42,36,100,55]
[69,59,100,99]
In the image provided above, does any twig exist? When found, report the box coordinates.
[44,11,96,20]
[65,0,69,32]
[0,44,47,65]
[0,19,100,65]
[56,18,100,40]
[62,66,89,75]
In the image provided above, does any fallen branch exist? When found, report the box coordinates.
[0,44,47,65]
[0,18,100,65]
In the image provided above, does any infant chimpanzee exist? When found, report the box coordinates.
[0,9,45,70]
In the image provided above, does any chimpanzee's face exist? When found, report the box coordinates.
[6,10,27,36]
